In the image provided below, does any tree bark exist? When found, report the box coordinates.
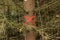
[25,31,35,40]
[24,0,35,40]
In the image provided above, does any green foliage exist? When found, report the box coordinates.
[0,0,60,40]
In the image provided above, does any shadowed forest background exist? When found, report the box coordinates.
[0,0,60,40]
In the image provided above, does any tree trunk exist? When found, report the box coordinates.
[24,0,35,40]
[25,31,35,40]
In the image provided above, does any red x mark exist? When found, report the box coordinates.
[24,15,36,25]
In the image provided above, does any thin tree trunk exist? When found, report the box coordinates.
[24,0,35,40]
[25,31,35,40]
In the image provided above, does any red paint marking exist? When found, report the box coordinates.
[24,15,36,25]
